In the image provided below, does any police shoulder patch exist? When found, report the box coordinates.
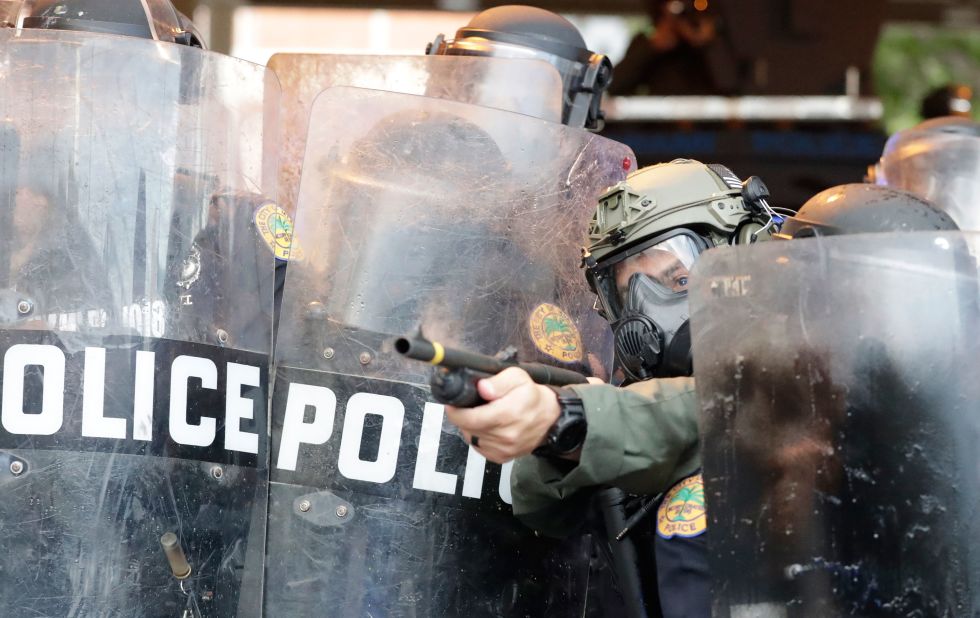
[528,303,583,363]
[254,202,303,261]
[657,473,707,539]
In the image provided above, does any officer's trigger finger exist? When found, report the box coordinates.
[445,401,500,434]
[478,367,533,401]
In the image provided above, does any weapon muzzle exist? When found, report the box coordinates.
[394,337,441,364]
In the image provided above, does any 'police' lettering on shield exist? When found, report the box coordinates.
[271,367,514,509]
[0,331,268,468]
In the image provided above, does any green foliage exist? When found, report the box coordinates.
[874,24,980,134]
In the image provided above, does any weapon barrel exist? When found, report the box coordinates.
[394,336,506,375]
[519,362,589,386]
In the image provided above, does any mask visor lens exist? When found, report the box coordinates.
[612,234,701,306]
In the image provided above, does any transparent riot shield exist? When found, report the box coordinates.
[269,86,636,616]
[267,53,564,216]
[874,126,980,230]
[0,29,278,617]
[689,233,980,616]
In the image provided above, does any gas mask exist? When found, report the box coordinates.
[587,229,706,382]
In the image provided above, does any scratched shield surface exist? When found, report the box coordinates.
[268,86,636,617]
[689,233,980,617]
[0,29,278,617]
[268,53,563,217]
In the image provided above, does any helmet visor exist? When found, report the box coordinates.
[592,230,705,322]
[441,38,591,127]
[19,0,196,44]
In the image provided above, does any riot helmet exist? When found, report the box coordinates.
[920,84,973,120]
[18,0,205,47]
[776,183,959,239]
[583,159,780,381]
[869,116,980,229]
[427,5,611,131]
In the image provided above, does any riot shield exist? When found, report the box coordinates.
[689,233,980,616]
[269,86,636,616]
[267,53,564,216]
[874,125,980,230]
[0,29,278,617]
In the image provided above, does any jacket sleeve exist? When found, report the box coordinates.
[510,377,702,537]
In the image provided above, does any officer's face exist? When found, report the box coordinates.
[614,248,690,299]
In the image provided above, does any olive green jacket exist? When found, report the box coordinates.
[510,377,701,537]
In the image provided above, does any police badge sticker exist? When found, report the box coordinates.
[254,202,304,261]
[657,473,707,539]
[528,303,583,363]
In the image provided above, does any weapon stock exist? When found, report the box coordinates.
[394,335,588,407]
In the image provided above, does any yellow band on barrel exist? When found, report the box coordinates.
[430,341,445,365]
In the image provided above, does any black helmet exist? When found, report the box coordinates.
[776,183,959,239]
[428,5,611,131]
[19,0,205,47]
[921,84,973,120]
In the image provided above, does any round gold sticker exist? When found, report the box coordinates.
[254,202,303,261]
[528,303,583,363]
[657,474,707,539]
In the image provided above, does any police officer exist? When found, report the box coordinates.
[1,5,276,615]
[446,159,777,617]
[444,168,960,616]
[428,5,612,130]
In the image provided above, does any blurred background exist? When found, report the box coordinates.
[173,0,980,207]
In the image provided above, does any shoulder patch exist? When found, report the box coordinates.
[528,303,583,363]
[254,202,303,261]
[657,473,707,539]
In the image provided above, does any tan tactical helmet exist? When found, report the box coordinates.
[586,158,769,261]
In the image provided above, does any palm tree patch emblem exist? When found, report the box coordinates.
[254,202,304,261]
[529,303,583,363]
[656,473,707,539]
